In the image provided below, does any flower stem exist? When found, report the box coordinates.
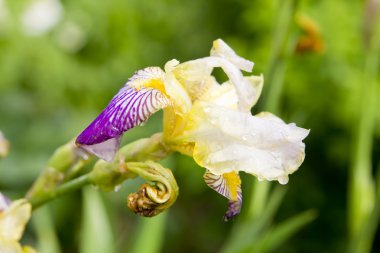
[27,133,171,210]
[28,174,91,210]
[248,0,298,219]
[348,1,380,252]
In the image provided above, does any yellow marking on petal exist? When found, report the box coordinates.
[222,171,241,201]
[141,79,166,94]
[212,39,221,50]
[127,67,167,94]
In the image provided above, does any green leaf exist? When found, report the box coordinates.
[32,206,61,253]
[80,187,116,253]
[221,186,287,253]
[251,209,318,253]
[128,213,168,253]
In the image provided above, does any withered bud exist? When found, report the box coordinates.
[126,161,178,217]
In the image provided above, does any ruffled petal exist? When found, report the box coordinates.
[210,38,254,72]
[203,170,242,221]
[173,56,259,112]
[190,103,309,184]
[76,85,169,162]
[196,75,263,110]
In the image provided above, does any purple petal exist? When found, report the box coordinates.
[203,170,243,221]
[76,86,169,161]
[223,191,242,221]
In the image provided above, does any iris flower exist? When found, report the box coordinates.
[0,193,35,253]
[76,39,309,220]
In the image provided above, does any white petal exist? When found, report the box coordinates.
[190,104,309,183]
[177,56,257,112]
[210,39,254,72]
[0,193,11,212]
[243,74,264,108]
[79,136,121,162]
[199,80,238,110]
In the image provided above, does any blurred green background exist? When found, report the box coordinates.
[1,0,380,252]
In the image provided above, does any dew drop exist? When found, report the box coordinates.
[242,134,251,141]
[257,176,264,182]
[114,185,122,192]
[278,176,289,185]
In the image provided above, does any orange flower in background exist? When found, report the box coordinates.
[295,14,325,54]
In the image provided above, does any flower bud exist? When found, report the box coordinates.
[126,161,178,217]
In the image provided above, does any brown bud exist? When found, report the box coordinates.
[127,184,162,217]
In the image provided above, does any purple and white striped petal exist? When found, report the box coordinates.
[76,86,169,162]
[203,170,242,221]
[127,67,165,88]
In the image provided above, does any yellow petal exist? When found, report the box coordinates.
[22,246,37,253]
[0,200,32,241]
[0,238,24,253]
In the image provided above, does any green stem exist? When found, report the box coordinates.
[248,0,297,219]
[29,174,91,210]
[27,133,171,210]
[348,2,380,252]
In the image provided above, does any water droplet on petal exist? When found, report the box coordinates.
[257,176,264,182]
[278,176,289,185]
[114,185,121,192]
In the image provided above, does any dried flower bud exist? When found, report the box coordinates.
[126,161,178,217]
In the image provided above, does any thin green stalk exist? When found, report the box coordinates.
[128,213,168,253]
[26,133,170,210]
[28,174,91,210]
[348,2,380,252]
[248,0,298,220]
